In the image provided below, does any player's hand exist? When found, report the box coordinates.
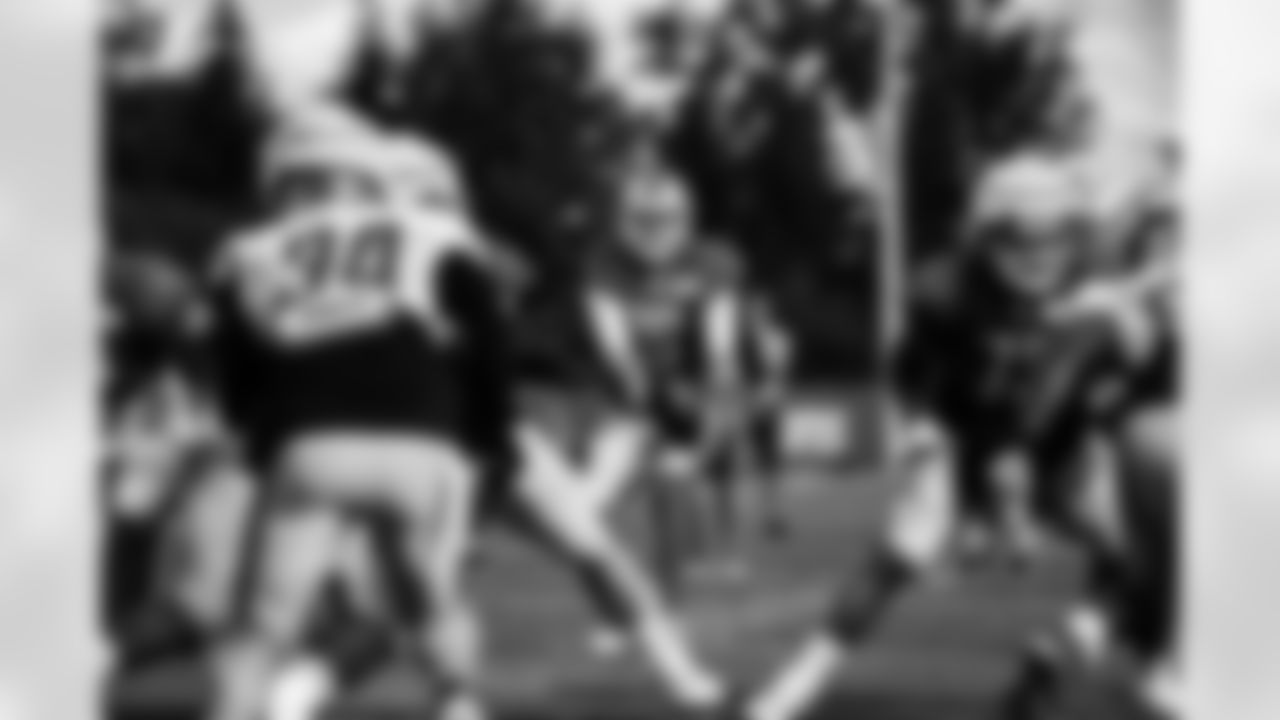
[1049,280,1157,364]
[1048,279,1128,322]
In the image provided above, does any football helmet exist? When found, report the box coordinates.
[259,100,388,208]
[614,168,697,266]
[970,152,1086,232]
[970,153,1089,300]
[380,132,469,212]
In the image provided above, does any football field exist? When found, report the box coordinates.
[108,454,1160,720]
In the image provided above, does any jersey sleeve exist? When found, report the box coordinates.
[201,242,263,434]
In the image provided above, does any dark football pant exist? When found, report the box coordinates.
[1111,403,1178,662]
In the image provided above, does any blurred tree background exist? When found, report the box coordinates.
[105,0,265,269]
[103,0,1093,383]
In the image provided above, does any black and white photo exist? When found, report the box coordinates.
[100,1,1179,719]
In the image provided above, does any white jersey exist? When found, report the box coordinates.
[214,202,484,351]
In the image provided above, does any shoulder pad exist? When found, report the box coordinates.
[400,206,483,248]
[209,224,268,285]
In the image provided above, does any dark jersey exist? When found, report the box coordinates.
[582,239,747,394]
[897,259,1128,458]
[209,203,512,463]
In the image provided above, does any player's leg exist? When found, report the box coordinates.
[749,307,795,541]
[103,376,179,650]
[1067,431,1129,664]
[990,447,1050,567]
[702,436,751,574]
[165,445,386,720]
[648,438,716,594]
[1113,403,1180,716]
[103,378,228,667]
[267,523,397,720]
[380,436,486,720]
[707,390,790,555]
[696,389,761,574]
[545,399,706,654]
[747,413,957,720]
[948,421,1004,566]
[748,396,790,540]
[102,449,186,668]
[163,447,258,638]
[581,414,654,517]
[509,424,728,710]
[328,519,403,675]
[1000,432,1125,720]
[639,383,720,590]
[205,437,350,720]
[1003,405,1178,720]
[534,410,642,655]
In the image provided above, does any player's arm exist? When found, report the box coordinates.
[891,263,962,419]
[440,249,517,469]
[699,238,755,391]
[199,257,261,441]
[1054,213,1178,328]
[1060,254,1174,319]
[1011,314,1122,448]
[703,289,749,391]
[584,287,649,403]
[753,299,794,398]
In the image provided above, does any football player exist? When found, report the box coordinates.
[105,252,389,720]
[1002,167,1181,720]
[105,255,412,720]
[103,251,228,667]
[743,153,1130,720]
[402,132,731,711]
[576,166,758,590]
[259,129,729,719]
[202,103,501,720]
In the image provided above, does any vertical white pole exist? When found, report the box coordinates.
[869,1,916,466]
